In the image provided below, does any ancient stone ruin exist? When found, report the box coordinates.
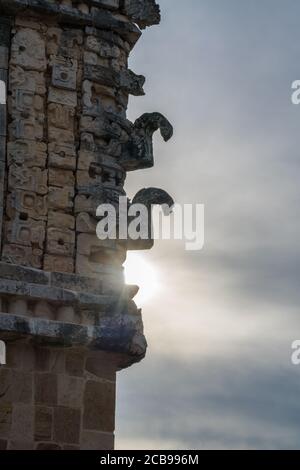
[0,0,173,450]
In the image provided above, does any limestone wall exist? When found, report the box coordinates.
[0,343,117,450]
[0,0,172,451]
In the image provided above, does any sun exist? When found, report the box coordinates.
[124,252,160,306]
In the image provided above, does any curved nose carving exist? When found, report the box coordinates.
[121,112,173,171]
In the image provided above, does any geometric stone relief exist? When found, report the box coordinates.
[7,141,47,168]
[10,29,46,71]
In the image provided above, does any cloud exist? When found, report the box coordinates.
[117,0,300,450]
[117,355,300,450]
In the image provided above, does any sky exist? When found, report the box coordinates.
[116,0,300,450]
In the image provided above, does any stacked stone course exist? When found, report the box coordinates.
[0,0,173,450]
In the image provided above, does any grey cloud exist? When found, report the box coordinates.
[117,0,300,450]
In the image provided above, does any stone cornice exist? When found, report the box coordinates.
[0,0,142,47]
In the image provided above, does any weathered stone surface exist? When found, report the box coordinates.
[48,187,74,212]
[0,439,7,450]
[5,218,46,249]
[43,255,75,275]
[35,373,58,406]
[51,57,77,91]
[48,142,76,170]
[50,271,104,295]
[8,166,48,195]
[6,190,47,221]
[121,112,173,171]
[85,351,116,381]
[83,380,115,432]
[34,406,53,441]
[36,442,61,450]
[53,407,81,444]
[0,369,33,404]
[81,430,114,450]
[7,141,47,168]
[48,87,77,107]
[0,0,171,451]
[58,375,84,408]
[122,0,161,29]
[10,29,46,71]
[9,65,46,95]
[84,63,145,96]
[11,404,34,441]
[2,244,43,269]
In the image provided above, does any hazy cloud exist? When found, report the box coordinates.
[117,0,300,450]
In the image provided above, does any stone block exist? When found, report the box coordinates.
[6,190,47,221]
[84,63,145,96]
[51,57,77,91]
[48,103,75,131]
[8,440,34,450]
[10,29,46,72]
[34,348,51,372]
[48,141,77,170]
[9,88,44,117]
[58,28,84,60]
[56,305,77,324]
[34,406,53,441]
[65,350,85,377]
[53,407,81,445]
[76,212,98,233]
[8,298,28,316]
[35,373,58,406]
[4,370,33,404]
[11,404,34,441]
[0,403,12,438]
[49,168,75,188]
[48,87,77,107]
[1,244,43,269]
[85,351,117,382]
[9,66,46,95]
[34,300,55,321]
[48,187,74,212]
[48,126,75,145]
[81,430,114,450]
[9,116,44,141]
[58,375,84,408]
[36,442,62,450]
[50,271,103,295]
[5,218,46,249]
[43,255,75,274]
[74,194,105,215]
[0,439,7,450]
[48,211,75,230]
[77,233,116,256]
[0,262,50,285]
[85,35,120,59]
[63,444,80,450]
[83,380,115,432]
[80,115,121,140]
[49,350,66,374]
[46,227,75,257]
[7,140,47,168]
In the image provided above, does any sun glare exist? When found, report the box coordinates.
[124,253,160,306]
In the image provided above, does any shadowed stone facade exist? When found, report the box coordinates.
[0,0,173,450]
